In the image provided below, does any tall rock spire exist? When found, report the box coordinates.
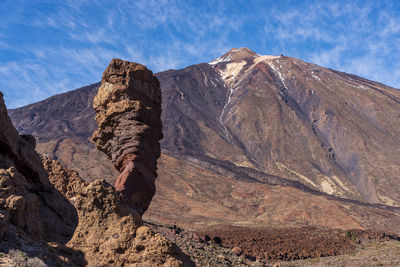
[92,58,163,215]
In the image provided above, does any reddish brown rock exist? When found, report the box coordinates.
[196,226,358,261]
[92,58,163,215]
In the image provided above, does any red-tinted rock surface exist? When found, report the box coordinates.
[92,59,163,215]
[0,92,77,244]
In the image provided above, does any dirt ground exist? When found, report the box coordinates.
[283,240,400,267]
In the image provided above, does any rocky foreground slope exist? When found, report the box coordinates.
[0,59,193,266]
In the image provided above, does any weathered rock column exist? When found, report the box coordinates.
[92,59,163,215]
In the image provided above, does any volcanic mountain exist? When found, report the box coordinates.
[8,48,400,231]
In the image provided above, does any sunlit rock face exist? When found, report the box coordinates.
[92,58,163,215]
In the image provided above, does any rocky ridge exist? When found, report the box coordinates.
[42,156,88,200]
[67,179,192,266]
[0,92,77,244]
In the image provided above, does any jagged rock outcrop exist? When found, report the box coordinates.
[65,179,193,266]
[92,58,163,215]
[42,156,88,200]
[0,92,77,244]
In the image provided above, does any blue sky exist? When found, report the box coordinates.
[1,0,400,108]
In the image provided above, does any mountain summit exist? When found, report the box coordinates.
[210,47,260,64]
[209,47,280,85]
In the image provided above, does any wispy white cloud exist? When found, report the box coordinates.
[263,1,400,89]
[0,0,399,108]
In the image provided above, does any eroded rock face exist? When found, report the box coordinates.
[42,156,88,201]
[92,59,163,215]
[0,92,77,244]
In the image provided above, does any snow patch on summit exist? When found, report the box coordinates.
[210,50,282,86]
[254,55,280,64]
[219,60,247,85]
[209,54,232,65]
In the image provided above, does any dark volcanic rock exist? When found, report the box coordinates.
[196,226,357,261]
[0,92,77,244]
[92,58,163,215]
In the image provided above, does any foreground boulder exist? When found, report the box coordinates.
[0,92,77,244]
[92,58,163,215]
